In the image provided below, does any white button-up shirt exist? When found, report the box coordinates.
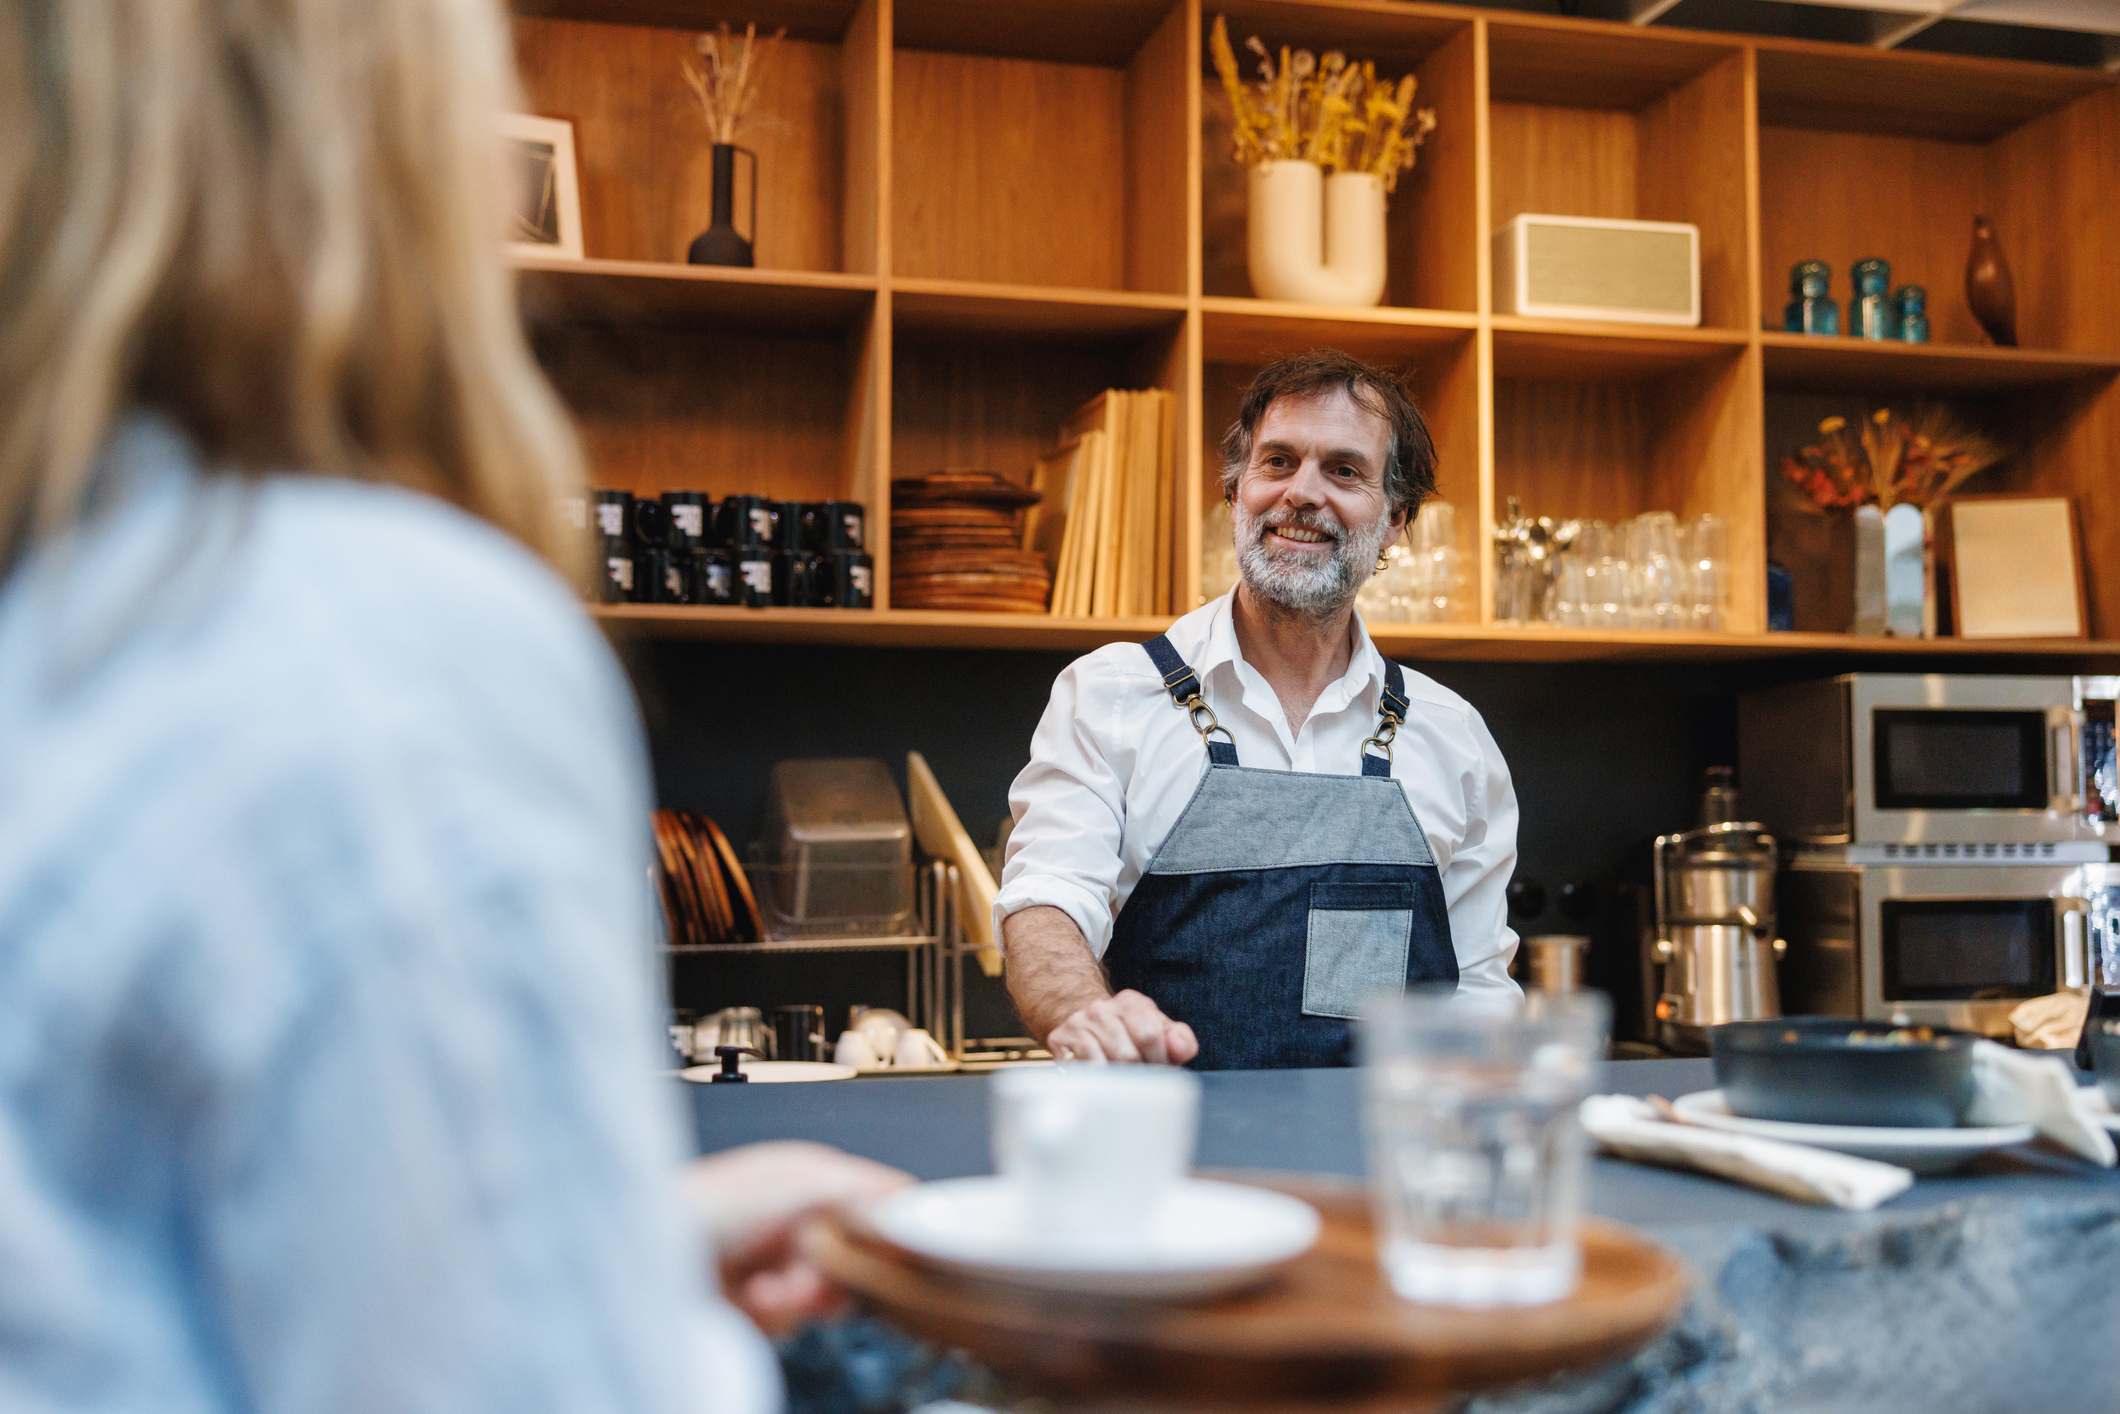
[995,593,1522,1001]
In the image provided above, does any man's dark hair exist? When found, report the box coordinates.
[1218,349,1436,524]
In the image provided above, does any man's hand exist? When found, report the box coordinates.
[1047,988,1199,1065]
[681,1141,911,1336]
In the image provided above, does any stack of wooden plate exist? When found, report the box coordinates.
[652,809,765,946]
[891,472,1050,613]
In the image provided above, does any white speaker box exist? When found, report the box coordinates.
[1492,214,1700,327]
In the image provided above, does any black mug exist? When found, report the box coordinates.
[805,501,865,552]
[771,499,809,552]
[598,543,635,604]
[662,491,710,552]
[830,550,874,610]
[632,496,668,550]
[633,547,680,603]
[772,550,826,607]
[692,548,736,606]
[717,495,773,548]
[773,1005,828,1063]
[593,489,632,543]
[733,545,773,608]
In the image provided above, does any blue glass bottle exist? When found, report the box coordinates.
[1784,261,1838,336]
[1893,284,1929,343]
[1851,258,1892,340]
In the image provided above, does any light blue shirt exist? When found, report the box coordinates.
[0,418,775,1414]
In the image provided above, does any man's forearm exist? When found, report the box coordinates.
[1001,905,1112,1045]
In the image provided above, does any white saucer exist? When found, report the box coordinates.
[679,1060,857,1084]
[852,1060,962,1076]
[1672,1089,2035,1174]
[869,1176,1320,1299]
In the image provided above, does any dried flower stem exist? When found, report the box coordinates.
[681,23,783,146]
[1210,14,1436,191]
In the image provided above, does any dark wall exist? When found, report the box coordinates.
[627,635,2085,1045]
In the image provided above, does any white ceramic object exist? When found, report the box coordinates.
[871,1176,1320,1298]
[1247,160,1387,308]
[852,1007,909,1060]
[894,1027,949,1068]
[990,1065,1200,1240]
[1671,1089,2035,1175]
[679,1060,857,1084]
[834,1031,881,1068]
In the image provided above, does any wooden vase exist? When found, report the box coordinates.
[1964,214,2016,347]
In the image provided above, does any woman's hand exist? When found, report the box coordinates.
[682,1141,912,1336]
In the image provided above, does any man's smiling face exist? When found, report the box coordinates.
[1232,387,1405,618]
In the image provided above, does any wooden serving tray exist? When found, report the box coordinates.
[803,1175,1686,1408]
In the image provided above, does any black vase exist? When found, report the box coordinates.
[688,143,755,268]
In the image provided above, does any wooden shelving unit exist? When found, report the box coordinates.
[513,0,2120,666]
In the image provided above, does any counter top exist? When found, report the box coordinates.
[689,1059,2120,1414]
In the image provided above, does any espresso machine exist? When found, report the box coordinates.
[1648,767,1786,1054]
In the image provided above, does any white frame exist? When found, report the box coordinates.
[499,113,584,261]
[1492,213,1701,328]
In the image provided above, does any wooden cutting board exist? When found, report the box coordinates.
[803,1173,1687,1407]
[906,750,1001,975]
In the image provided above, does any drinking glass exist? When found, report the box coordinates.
[1360,990,1609,1307]
[1682,513,1728,632]
[1409,501,1461,624]
[1575,521,1619,629]
[1629,512,1682,630]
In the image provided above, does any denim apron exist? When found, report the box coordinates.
[1102,635,1457,1070]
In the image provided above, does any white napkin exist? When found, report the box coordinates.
[2009,989,2089,1050]
[1964,1039,2117,1166]
[1579,1094,1915,1211]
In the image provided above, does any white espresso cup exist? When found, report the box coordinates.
[990,1066,1200,1244]
[833,1031,880,1068]
[893,1027,948,1068]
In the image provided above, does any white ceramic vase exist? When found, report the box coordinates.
[1246,160,1388,307]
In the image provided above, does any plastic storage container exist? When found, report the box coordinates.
[758,759,913,936]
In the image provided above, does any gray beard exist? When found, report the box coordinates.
[1232,500,1393,623]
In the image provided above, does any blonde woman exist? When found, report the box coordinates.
[0,2,897,1410]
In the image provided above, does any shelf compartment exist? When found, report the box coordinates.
[515,256,877,331]
[589,605,2120,668]
[892,4,1190,293]
[513,2,864,44]
[1751,38,2110,144]
[1761,333,2120,393]
[1495,341,1763,629]
[512,5,880,273]
[1487,25,1752,334]
[1201,5,1479,314]
[536,306,881,505]
[892,279,1188,339]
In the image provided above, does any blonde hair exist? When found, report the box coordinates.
[0,0,583,574]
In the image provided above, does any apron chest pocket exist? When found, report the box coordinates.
[1302,882,1415,1020]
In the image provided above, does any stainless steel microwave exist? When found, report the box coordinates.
[1780,854,2104,1036]
[1739,675,2102,848]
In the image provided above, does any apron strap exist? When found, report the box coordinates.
[1142,635,1239,767]
[1360,659,1408,778]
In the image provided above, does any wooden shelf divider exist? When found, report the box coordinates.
[514,0,2120,664]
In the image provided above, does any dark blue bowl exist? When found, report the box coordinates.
[1711,1016,1978,1129]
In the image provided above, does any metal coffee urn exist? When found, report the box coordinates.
[1649,767,1787,1053]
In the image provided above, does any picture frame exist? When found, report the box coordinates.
[1939,493,2087,640]
[499,113,584,261]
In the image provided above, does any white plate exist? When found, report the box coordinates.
[870,1176,1320,1299]
[1672,1090,2036,1175]
[679,1060,857,1084]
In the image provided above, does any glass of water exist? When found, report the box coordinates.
[1359,990,1609,1307]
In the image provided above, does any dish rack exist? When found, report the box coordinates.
[662,858,973,1058]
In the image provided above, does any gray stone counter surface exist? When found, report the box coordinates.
[689,1059,2120,1414]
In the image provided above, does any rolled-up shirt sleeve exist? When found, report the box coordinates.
[1446,709,1523,1001]
[993,655,1131,959]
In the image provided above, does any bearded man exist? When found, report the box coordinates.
[994,350,1522,1070]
